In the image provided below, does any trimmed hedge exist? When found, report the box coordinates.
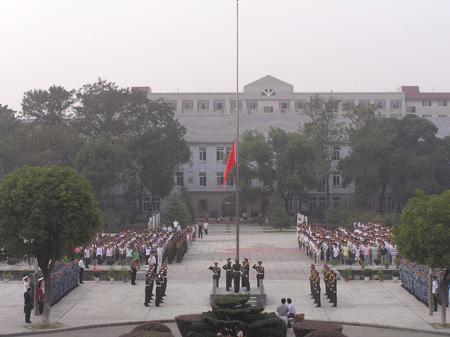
[293,321,343,337]
[175,314,202,337]
[119,322,174,337]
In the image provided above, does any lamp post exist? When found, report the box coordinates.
[234,0,240,262]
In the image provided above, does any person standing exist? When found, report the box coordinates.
[78,258,85,284]
[130,259,137,285]
[199,223,203,239]
[252,261,265,288]
[22,275,30,294]
[144,270,155,307]
[208,262,221,287]
[24,287,32,324]
[203,221,209,235]
[232,259,241,293]
[432,276,439,312]
[222,258,233,291]
[287,298,297,319]
[36,278,44,315]
[276,298,289,325]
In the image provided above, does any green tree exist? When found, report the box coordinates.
[0,105,18,177]
[239,128,320,214]
[394,190,450,324]
[0,166,101,324]
[303,95,344,207]
[161,193,190,227]
[22,86,75,126]
[180,185,195,223]
[267,194,292,231]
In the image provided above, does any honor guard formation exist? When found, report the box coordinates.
[209,258,265,293]
[309,264,338,308]
[144,264,168,307]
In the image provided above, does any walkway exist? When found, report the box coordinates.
[0,223,448,336]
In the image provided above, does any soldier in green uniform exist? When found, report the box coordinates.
[222,258,233,291]
[208,262,221,287]
[313,269,321,307]
[241,257,250,291]
[161,264,168,297]
[323,264,331,302]
[144,269,155,307]
[252,261,265,288]
[309,264,315,300]
[232,259,241,293]
[330,270,337,307]
[155,271,163,307]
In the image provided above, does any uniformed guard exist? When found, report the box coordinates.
[222,258,233,291]
[252,261,265,288]
[323,265,331,301]
[232,259,241,293]
[208,262,221,287]
[309,264,315,300]
[241,257,250,291]
[144,269,155,307]
[313,270,321,307]
[330,270,337,307]
[155,271,163,307]
[161,264,168,297]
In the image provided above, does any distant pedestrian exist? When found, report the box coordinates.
[78,258,85,284]
[204,222,209,235]
[432,276,439,312]
[276,298,289,324]
[131,259,137,285]
[24,287,32,323]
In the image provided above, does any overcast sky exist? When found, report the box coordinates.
[1,0,450,110]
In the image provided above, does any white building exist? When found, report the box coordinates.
[143,75,450,218]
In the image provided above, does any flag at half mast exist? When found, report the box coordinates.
[223,141,236,186]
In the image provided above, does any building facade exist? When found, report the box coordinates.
[143,75,450,218]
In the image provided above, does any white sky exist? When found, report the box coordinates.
[1,0,450,110]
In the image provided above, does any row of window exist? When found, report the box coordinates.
[198,146,231,162]
[421,100,448,107]
[176,172,234,187]
[163,99,404,113]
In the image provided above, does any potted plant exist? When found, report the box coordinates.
[4,272,12,282]
[363,268,371,282]
[120,267,129,282]
[377,269,384,282]
[93,268,101,282]
[341,269,351,281]
[107,267,115,282]
[392,270,399,282]
[373,258,381,266]
[383,260,390,269]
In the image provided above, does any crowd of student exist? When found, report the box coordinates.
[297,221,397,266]
[78,225,194,267]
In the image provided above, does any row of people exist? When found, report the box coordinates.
[208,258,265,293]
[144,264,168,307]
[309,264,338,308]
[298,222,397,266]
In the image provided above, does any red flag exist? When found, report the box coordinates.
[223,141,236,186]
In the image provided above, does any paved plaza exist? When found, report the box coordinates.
[0,223,448,336]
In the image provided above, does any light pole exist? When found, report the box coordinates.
[234,0,240,262]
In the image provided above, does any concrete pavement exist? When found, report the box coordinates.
[0,223,448,336]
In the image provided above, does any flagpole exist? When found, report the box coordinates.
[235,0,240,262]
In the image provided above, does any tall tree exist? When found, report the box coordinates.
[394,190,450,324]
[303,95,343,207]
[22,86,74,126]
[0,166,101,324]
[0,105,18,176]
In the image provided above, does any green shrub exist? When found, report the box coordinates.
[340,269,351,280]
[213,294,250,309]
[119,322,174,337]
[324,208,353,227]
[363,269,372,278]
[377,269,384,280]
[392,270,399,277]
[175,314,202,337]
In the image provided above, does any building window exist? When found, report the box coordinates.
[199,172,207,186]
[308,197,317,211]
[226,176,234,186]
[166,100,177,111]
[295,100,306,112]
[199,199,208,211]
[247,101,258,113]
[374,100,386,110]
[230,100,242,112]
[390,100,402,109]
[176,172,184,186]
[263,106,274,113]
[332,172,341,186]
[332,146,340,161]
[199,147,207,161]
[358,99,370,107]
[182,100,193,112]
[422,100,432,107]
[142,197,151,213]
[280,101,290,112]
[216,172,224,186]
[332,196,341,208]
[318,197,326,209]
[198,100,209,112]
[438,100,448,107]
[438,114,448,118]
[406,106,416,113]
[422,114,432,118]
[216,147,224,161]
[214,100,225,112]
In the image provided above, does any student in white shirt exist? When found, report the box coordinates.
[432,276,439,312]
